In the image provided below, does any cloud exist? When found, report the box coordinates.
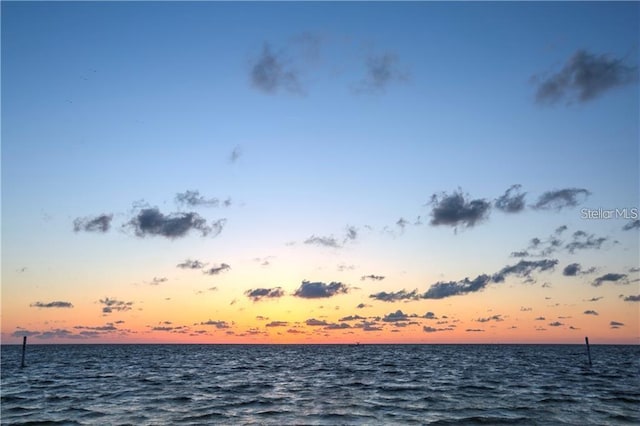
[73,214,112,233]
[549,321,563,327]
[30,301,73,308]
[356,303,369,309]
[423,312,437,319]
[534,50,638,104]
[99,298,133,314]
[200,320,230,329]
[150,277,167,285]
[245,287,285,302]
[251,43,302,94]
[127,207,225,239]
[475,315,504,323]
[565,232,607,254]
[532,188,590,210]
[495,185,526,213]
[423,325,455,333]
[229,146,242,163]
[592,273,628,287]
[305,226,358,248]
[382,310,410,322]
[622,219,640,231]
[369,289,418,302]
[466,329,484,333]
[555,225,568,235]
[354,52,408,93]
[622,295,640,302]
[203,263,231,276]
[175,190,223,208]
[265,321,288,327]
[304,235,341,248]
[429,190,491,228]
[510,251,530,258]
[293,280,349,298]
[305,318,329,326]
[361,274,385,281]
[610,321,625,328]
[583,310,598,315]
[492,259,558,283]
[177,259,206,269]
[586,297,603,302]
[563,263,581,276]
[339,315,366,322]
[422,274,492,299]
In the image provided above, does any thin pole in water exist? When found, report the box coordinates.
[585,336,592,367]
[21,336,27,368]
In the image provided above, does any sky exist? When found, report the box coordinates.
[2,1,639,344]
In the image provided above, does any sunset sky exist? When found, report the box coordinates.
[2,1,638,344]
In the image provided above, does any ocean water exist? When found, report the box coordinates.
[1,344,638,425]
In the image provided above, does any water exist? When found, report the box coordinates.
[1,344,638,425]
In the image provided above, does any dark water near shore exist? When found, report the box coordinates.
[1,344,639,425]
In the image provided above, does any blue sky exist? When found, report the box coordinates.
[2,1,638,343]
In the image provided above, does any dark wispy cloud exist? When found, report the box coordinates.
[532,188,590,210]
[549,321,564,327]
[127,207,225,239]
[356,303,369,309]
[361,274,385,281]
[229,145,242,163]
[492,259,558,283]
[304,235,341,248]
[495,184,526,213]
[475,315,504,323]
[305,226,358,248]
[533,50,638,105]
[583,310,599,316]
[251,43,302,94]
[422,274,492,299]
[73,214,112,233]
[354,52,408,93]
[305,318,329,327]
[30,301,73,308]
[369,289,418,302]
[294,280,349,298]
[200,320,231,329]
[339,315,366,322]
[375,258,557,301]
[429,190,491,228]
[203,263,231,276]
[592,273,628,287]
[610,321,625,328]
[175,190,225,208]
[622,219,640,231]
[177,259,206,269]
[265,321,288,327]
[622,295,640,302]
[245,287,285,302]
[423,325,454,333]
[150,277,167,285]
[99,298,133,314]
[565,231,607,254]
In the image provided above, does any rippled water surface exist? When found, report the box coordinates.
[1,344,639,424]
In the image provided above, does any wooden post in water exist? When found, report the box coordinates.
[585,336,592,367]
[21,336,27,368]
